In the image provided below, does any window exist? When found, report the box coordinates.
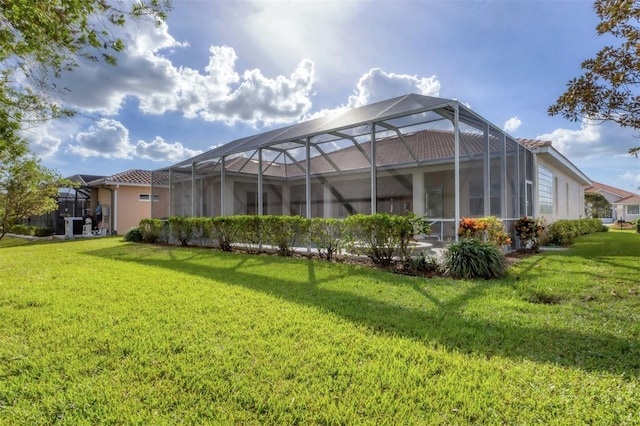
[538,165,553,214]
[628,205,640,215]
[139,194,159,202]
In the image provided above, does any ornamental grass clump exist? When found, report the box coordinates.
[443,237,507,279]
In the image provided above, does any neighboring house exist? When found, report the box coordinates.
[585,181,640,222]
[86,170,170,235]
[152,93,591,243]
[25,174,105,234]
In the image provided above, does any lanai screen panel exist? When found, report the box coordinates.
[153,94,536,245]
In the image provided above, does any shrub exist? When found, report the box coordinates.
[344,213,430,265]
[33,226,53,237]
[476,216,512,247]
[309,218,344,261]
[235,215,263,253]
[139,218,166,243]
[514,216,545,251]
[262,215,310,256]
[124,226,144,242]
[208,216,242,251]
[190,217,211,247]
[459,217,512,247]
[404,252,440,274]
[168,216,195,246]
[443,238,506,279]
[541,218,605,246]
[458,217,488,239]
[636,219,640,233]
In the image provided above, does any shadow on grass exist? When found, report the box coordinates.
[84,245,639,377]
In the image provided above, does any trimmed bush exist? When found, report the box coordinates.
[344,213,430,265]
[124,226,144,242]
[190,217,212,247]
[168,216,194,246]
[235,215,263,253]
[139,218,166,243]
[309,218,344,261]
[443,238,506,279]
[8,224,53,237]
[208,216,242,251]
[636,219,640,233]
[262,215,310,256]
[541,218,604,246]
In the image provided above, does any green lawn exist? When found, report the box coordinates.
[0,231,638,424]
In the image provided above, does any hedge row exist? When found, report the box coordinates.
[540,218,607,246]
[136,213,430,265]
[9,224,53,237]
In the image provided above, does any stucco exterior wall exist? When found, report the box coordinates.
[535,156,585,223]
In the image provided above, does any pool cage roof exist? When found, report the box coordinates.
[156,93,522,177]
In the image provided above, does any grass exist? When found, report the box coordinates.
[0,231,638,424]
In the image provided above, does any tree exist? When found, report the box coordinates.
[548,0,640,157]
[0,0,171,148]
[0,1,171,239]
[584,192,612,218]
[0,157,73,240]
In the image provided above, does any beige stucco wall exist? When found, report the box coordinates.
[90,185,169,235]
[535,157,586,223]
[112,186,153,234]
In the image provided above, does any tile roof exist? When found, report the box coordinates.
[616,194,640,204]
[88,169,170,186]
[518,139,552,148]
[215,129,509,179]
[585,181,639,201]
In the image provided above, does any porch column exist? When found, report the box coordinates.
[258,149,263,215]
[169,167,173,217]
[484,123,490,217]
[191,162,196,217]
[306,137,311,219]
[370,122,377,214]
[412,171,425,217]
[454,104,460,241]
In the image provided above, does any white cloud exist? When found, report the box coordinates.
[348,68,441,108]
[504,116,522,133]
[135,136,203,161]
[304,68,442,122]
[69,119,134,159]
[536,119,640,191]
[55,17,317,126]
[535,119,633,159]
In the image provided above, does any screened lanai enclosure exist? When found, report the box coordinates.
[151,94,535,243]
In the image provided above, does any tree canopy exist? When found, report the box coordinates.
[1,0,170,125]
[584,192,612,218]
[0,1,171,238]
[548,0,640,157]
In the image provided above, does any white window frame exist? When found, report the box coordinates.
[538,165,554,214]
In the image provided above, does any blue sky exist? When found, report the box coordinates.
[26,0,640,192]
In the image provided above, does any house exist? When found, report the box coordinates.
[28,170,169,236]
[151,93,591,244]
[585,181,640,223]
[86,170,170,235]
[519,139,591,224]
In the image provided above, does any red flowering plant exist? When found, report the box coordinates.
[514,216,545,252]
